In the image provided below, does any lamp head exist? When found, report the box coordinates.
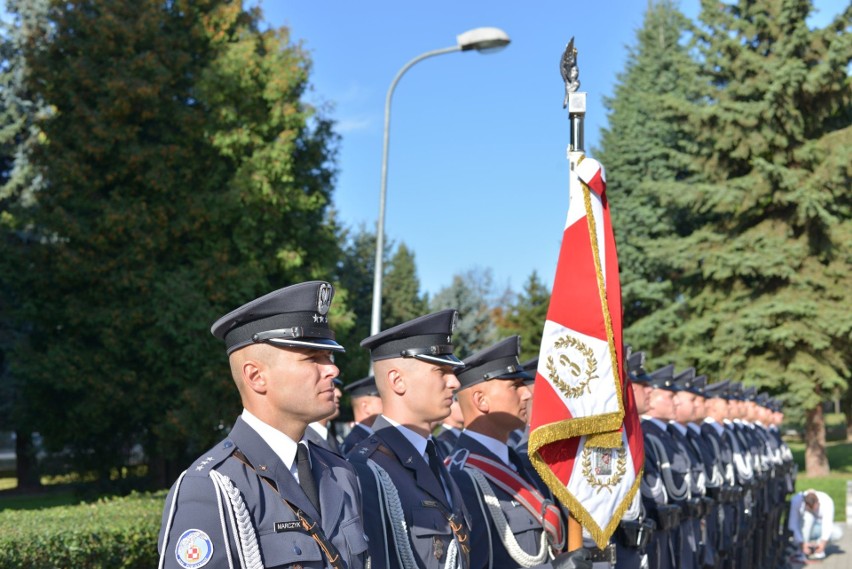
[457,27,511,53]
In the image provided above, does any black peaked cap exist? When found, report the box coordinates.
[520,356,538,385]
[703,379,730,399]
[743,386,757,401]
[728,382,744,401]
[361,309,462,366]
[344,375,379,398]
[647,364,676,390]
[672,367,696,392]
[456,336,533,390]
[211,281,344,355]
[627,350,651,384]
[691,374,707,396]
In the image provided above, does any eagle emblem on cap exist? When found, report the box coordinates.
[317,283,332,315]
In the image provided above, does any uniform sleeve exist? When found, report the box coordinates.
[158,473,237,569]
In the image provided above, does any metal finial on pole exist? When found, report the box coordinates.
[560,37,586,161]
[560,37,586,555]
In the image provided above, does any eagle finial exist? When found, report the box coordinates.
[560,37,580,108]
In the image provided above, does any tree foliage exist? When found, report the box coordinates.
[333,227,427,380]
[496,271,550,361]
[430,268,499,358]
[383,243,428,329]
[607,0,850,474]
[598,0,701,330]
[2,0,343,485]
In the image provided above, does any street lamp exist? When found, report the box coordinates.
[370,27,511,336]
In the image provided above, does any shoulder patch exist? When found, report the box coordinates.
[185,439,236,477]
[175,529,213,568]
[347,436,380,463]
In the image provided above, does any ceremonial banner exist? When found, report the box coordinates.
[528,157,644,548]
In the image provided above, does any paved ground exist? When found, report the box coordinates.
[789,523,850,569]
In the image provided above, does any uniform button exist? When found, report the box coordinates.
[293,545,301,555]
[364,534,369,542]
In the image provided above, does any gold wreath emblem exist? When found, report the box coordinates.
[545,335,599,398]
[581,445,627,494]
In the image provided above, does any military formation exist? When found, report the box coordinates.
[157,281,796,569]
[625,349,796,569]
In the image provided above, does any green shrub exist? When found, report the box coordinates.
[0,491,165,569]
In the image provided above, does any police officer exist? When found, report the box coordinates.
[643,364,697,569]
[348,310,471,569]
[306,377,344,453]
[157,281,369,569]
[446,336,591,569]
[339,375,382,456]
[722,382,758,569]
[434,396,466,457]
[671,369,717,569]
[619,349,659,569]
[701,380,738,569]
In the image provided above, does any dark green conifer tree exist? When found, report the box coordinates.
[598,0,701,335]
[631,0,850,475]
[383,243,427,329]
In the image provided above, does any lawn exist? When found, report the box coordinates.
[789,440,852,522]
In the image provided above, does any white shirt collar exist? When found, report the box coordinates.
[241,409,301,472]
[382,415,429,458]
[308,422,329,440]
[464,430,510,466]
[668,421,688,436]
[704,418,725,435]
[355,422,374,434]
[646,417,669,431]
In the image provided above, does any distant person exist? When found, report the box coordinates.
[340,375,382,456]
[433,396,465,456]
[788,490,844,561]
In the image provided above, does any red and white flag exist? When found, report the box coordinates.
[528,157,644,548]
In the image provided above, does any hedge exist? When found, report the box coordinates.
[0,491,165,568]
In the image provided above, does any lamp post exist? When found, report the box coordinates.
[370,27,511,336]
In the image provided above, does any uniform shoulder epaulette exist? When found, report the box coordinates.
[346,435,382,464]
[184,438,238,477]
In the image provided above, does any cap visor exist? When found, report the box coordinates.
[414,353,463,367]
[266,337,346,353]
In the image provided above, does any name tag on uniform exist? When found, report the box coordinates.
[275,521,302,532]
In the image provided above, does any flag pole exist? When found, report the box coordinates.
[560,36,586,554]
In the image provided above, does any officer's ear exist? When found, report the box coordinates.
[386,366,406,395]
[472,388,489,413]
[241,359,268,395]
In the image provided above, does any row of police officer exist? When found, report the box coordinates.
[616,349,795,569]
[157,281,591,569]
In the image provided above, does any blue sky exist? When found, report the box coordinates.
[265,0,844,298]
